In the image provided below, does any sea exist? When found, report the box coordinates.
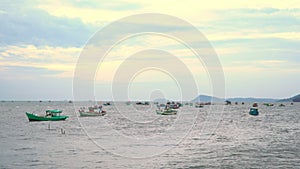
[0,101,299,168]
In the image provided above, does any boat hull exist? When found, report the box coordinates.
[156,109,177,115]
[249,108,259,116]
[25,112,69,121]
[79,111,106,117]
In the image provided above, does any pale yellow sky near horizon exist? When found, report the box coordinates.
[0,0,299,100]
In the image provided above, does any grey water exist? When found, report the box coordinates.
[0,101,299,168]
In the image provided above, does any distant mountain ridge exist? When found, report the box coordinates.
[191,94,300,103]
[151,94,300,103]
[191,95,224,102]
[278,94,300,102]
[226,97,278,103]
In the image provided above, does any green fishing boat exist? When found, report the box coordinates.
[25,109,69,121]
[156,109,177,115]
[263,103,274,106]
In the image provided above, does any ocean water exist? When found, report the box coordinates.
[0,101,299,168]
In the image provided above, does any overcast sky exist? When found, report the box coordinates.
[0,0,300,101]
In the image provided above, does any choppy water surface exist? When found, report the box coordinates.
[0,101,299,168]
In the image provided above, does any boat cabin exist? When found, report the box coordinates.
[46,109,63,117]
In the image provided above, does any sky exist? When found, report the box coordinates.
[0,0,300,101]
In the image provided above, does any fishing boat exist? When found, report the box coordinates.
[136,101,150,105]
[249,107,259,116]
[103,102,111,106]
[168,103,181,109]
[78,106,106,117]
[25,109,69,121]
[79,111,106,117]
[225,100,232,105]
[195,104,204,108]
[156,109,177,115]
[263,103,274,106]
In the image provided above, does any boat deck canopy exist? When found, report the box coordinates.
[46,109,62,113]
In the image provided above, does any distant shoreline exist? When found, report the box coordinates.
[1,93,300,103]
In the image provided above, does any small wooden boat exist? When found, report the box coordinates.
[249,107,259,116]
[79,106,106,117]
[25,109,69,121]
[195,104,203,108]
[169,103,180,109]
[79,111,106,117]
[263,103,274,106]
[225,100,232,105]
[156,109,177,115]
[103,102,111,106]
[136,101,150,105]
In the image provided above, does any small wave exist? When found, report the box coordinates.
[14,147,33,151]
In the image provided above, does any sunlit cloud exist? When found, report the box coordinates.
[37,1,138,25]
[0,45,80,78]
[207,32,300,41]
[1,0,300,99]
[224,59,300,74]
[37,0,300,26]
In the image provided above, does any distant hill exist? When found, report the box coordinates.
[192,95,277,103]
[278,94,300,102]
[191,95,225,103]
[191,94,300,103]
[227,97,278,103]
[154,94,300,103]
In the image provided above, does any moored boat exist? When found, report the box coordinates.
[79,111,106,117]
[156,109,177,115]
[195,104,204,108]
[249,107,259,116]
[263,103,274,106]
[103,102,111,106]
[136,101,150,105]
[25,109,69,121]
[78,106,106,117]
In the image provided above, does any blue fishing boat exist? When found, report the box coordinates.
[249,107,259,116]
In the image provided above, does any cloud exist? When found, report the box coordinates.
[223,59,300,73]
[1,0,300,100]
[60,0,141,11]
[37,1,140,25]
[207,32,300,42]
[0,1,93,47]
[37,0,300,25]
[2,1,299,48]
[226,9,300,32]
[0,45,80,78]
